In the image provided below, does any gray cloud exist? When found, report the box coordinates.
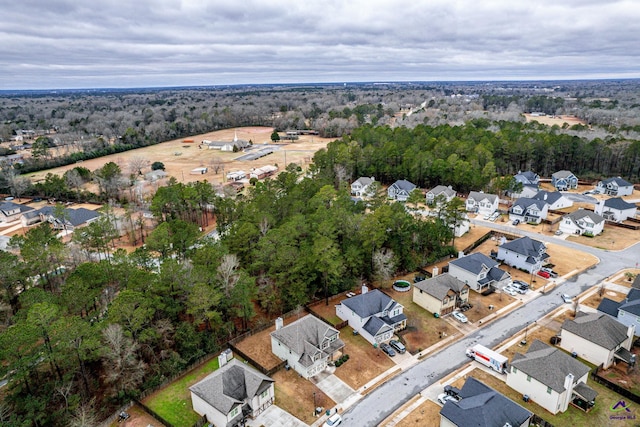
[0,0,639,89]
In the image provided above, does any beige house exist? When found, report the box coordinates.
[413,274,469,316]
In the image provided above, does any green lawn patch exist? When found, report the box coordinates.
[143,357,220,426]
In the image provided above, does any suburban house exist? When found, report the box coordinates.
[496,236,549,274]
[36,206,101,231]
[440,377,533,427]
[387,179,417,202]
[595,198,637,223]
[596,177,634,196]
[419,209,470,238]
[507,340,596,415]
[510,170,540,198]
[351,177,376,198]
[551,170,578,191]
[598,288,640,331]
[559,209,605,236]
[0,201,34,223]
[559,312,635,370]
[413,273,470,317]
[336,288,407,345]
[426,185,456,205]
[190,358,275,427]
[270,315,344,379]
[465,191,499,216]
[448,253,511,293]
[509,198,549,224]
[532,190,573,210]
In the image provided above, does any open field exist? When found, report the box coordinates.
[523,114,587,127]
[26,127,333,186]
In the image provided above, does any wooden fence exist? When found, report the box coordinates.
[97,401,134,427]
[134,398,176,427]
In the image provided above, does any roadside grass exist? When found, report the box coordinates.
[143,357,220,426]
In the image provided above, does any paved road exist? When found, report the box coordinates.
[343,222,640,426]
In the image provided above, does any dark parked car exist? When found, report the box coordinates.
[380,342,396,357]
[390,339,406,354]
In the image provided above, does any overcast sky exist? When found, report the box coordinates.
[1,0,639,89]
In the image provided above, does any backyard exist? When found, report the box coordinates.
[272,368,335,425]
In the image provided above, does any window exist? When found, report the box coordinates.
[229,406,239,418]
[547,386,552,394]
[443,297,448,304]
[526,375,531,382]
[512,367,517,374]
[261,390,269,399]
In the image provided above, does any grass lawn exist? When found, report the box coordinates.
[142,357,220,426]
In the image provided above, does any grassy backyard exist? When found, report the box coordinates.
[142,357,220,426]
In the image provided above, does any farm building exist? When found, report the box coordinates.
[190,167,208,175]
[226,171,247,181]
[250,165,278,180]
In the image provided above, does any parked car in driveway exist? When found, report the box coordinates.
[437,392,459,405]
[380,342,396,357]
[512,219,520,225]
[502,286,518,296]
[540,267,558,278]
[323,413,342,427]
[452,311,468,323]
[554,229,563,235]
[390,339,406,354]
[537,270,551,279]
[561,293,572,303]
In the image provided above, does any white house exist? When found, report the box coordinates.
[559,209,605,236]
[465,191,499,216]
[507,340,595,415]
[532,190,573,210]
[413,274,470,317]
[596,177,634,196]
[440,377,533,427]
[387,179,417,202]
[560,312,635,370]
[336,288,407,345]
[448,253,511,293]
[551,170,578,191]
[0,201,34,223]
[595,198,637,222]
[36,206,101,231]
[497,236,549,274]
[351,177,376,198]
[509,198,548,224]
[202,132,250,152]
[190,358,275,427]
[426,185,456,205]
[270,315,344,379]
[598,288,640,332]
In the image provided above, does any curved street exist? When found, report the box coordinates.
[342,222,640,426]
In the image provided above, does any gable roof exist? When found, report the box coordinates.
[510,340,590,393]
[467,191,498,204]
[603,197,636,210]
[340,289,396,319]
[619,298,640,316]
[512,197,547,211]
[552,170,576,180]
[562,312,629,350]
[597,298,622,317]
[390,179,416,192]
[514,171,539,185]
[362,316,393,337]
[270,314,342,367]
[600,177,633,188]
[414,273,468,300]
[450,252,498,275]
[566,209,604,225]
[633,275,640,290]
[499,236,546,260]
[353,177,374,186]
[189,358,274,415]
[38,206,101,226]
[440,377,532,427]
[532,190,564,205]
[428,185,456,197]
[0,201,34,215]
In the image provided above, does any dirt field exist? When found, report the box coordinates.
[26,127,333,186]
[393,399,441,427]
[272,368,335,425]
[108,404,165,427]
[523,114,587,127]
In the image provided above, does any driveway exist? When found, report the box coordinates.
[246,404,307,427]
[310,370,355,403]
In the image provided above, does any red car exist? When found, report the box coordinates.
[537,270,550,279]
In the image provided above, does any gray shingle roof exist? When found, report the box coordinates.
[414,273,468,300]
[499,236,546,259]
[467,191,498,204]
[354,177,374,186]
[566,209,604,225]
[38,206,101,226]
[532,190,563,205]
[562,312,629,350]
[270,315,343,367]
[601,177,633,188]
[0,201,34,215]
[189,358,274,416]
[390,179,416,192]
[573,382,598,403]
[363,316,393,337]
[603,197,636,210]
[512,197,547,211]
[597,298,622,317]
[450,253,498,275]
[515,171,539,185]
[510,340,590,393]
[552,170,576,179]
[339,289,395,319]
[440,377,532,427]
[428,185,456,198]
[620,299,640,316]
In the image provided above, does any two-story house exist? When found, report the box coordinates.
[496,236,549,274]
[560,312,634,369]
[351,177,376,198]
[509,171,540,198]
[509,198,549,224]
[270,315,344,379]
[559,209,605,236]
[426,185,456,205]
[448,253,511,293]
[336,288,407,345]
[532,190,573,210]
[596,177,634,196]
[598,288,640,332]
[595,198,637,223]
[413,273,470,317]
[465,191,499,216]
[551,170,578,191]
[507,340,596,415]
[190,358,275,427]
[387,179,417,202]
[0,201,34,224]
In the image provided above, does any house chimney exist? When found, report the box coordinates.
[433,266,439,277]
[561,373,575,412]
[362,284,369,294]
[275,317,284,330]
[458,251,465,259]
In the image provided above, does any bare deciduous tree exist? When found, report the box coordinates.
[101,324,146,397]
[217,254,239,297]
[372,248,395,288]
[68,398,98,427]
[127,155,149,176]
[210,157,225,174]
